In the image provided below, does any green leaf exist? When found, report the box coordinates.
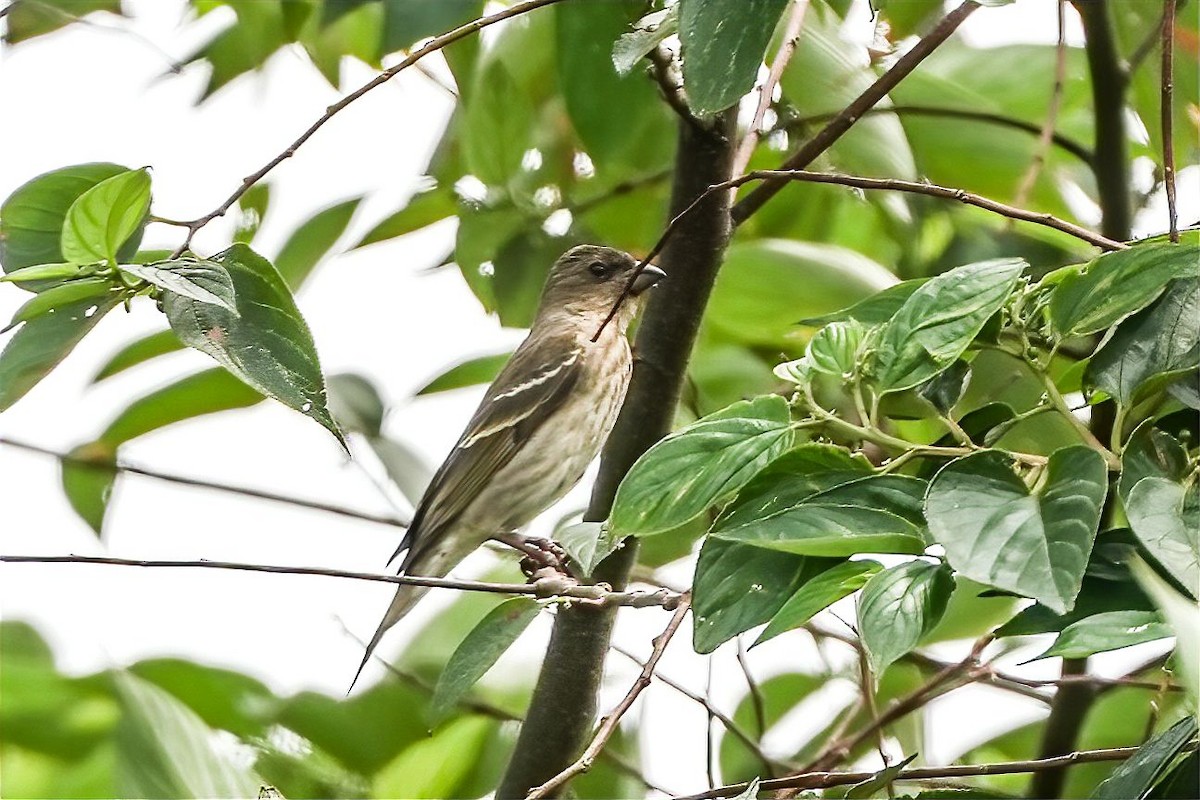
[1092,716,1198,800]
[711,474,929,557]
[755,559,882,646]
[556,522,622,577]
[92,330,183,382]
[0,290,122,412]
[709,239,898,348]
[732,777,762,800]
[462,63,533,185]
[1035,610,1170,660]
[926,447,1108,614]
[99,368,264,447]
[610,396,793,537]
[917,358,972,414]
[372,716,494,799]
[327,372,386,437]
[367,436,432,507]
[2,277,115,333]
[679,0,789,115]
[60,442,117,537]
[1131,559,1200,704]
[0,262,89,284]
[118,259,237,312]
[1088,279,1200,406]
[162,244,342,443]
[1050,244,1200,337]
[1118,422,1189,503]
[1,163,135,277]
[716,443,875,525]
[352,186,456,249]
[612,6,678,75]
[112,672,260,798]
[872,258,1024,392]
[129,658,277,740]
[798,278,928,327]
[692,538,834,653]
[806,320,866,377]
[232,182,270,244]
[1126,477,1199,598]
[275,197,361,289]
[846,753,920,799]
[858,560,953,675]
[416,351,512,395]
[3,0,122,44]
[429,598,541,725]
[60,168,151,265]
[381,0,483,54]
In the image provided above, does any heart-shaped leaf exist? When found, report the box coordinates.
[857,560,953,675]
[926,446,1108,613]
[1125,477,1199,597]
[162,244,342,444]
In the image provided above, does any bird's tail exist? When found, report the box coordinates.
[349,580,430,692]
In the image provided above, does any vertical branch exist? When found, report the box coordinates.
[1161,0,1179,242]
[497,105,740,798]
[1012,0,1068,208]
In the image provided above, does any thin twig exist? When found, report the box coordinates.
[525,595,692,799]
[732,0,810,175]
[647,45,705,131]
[0,554,683,609]
[0,437,410,529]
[731,0,981,223]
[167,0,566,256]
[1013,0,1068,208]
[705,657,717,790]
[735,637,769,749]
[855,636,894,786]
[612,644,792,776]
[677,747,1145,800]
[1161,0,1179,242]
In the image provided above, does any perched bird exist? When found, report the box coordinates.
[352,244,664,687]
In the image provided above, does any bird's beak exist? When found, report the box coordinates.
[629,264,666,296]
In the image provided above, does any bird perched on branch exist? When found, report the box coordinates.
[352,244,664,688]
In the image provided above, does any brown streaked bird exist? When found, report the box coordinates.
[352,244,664,688]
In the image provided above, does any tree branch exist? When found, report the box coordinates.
[0,436,410,529]
[168,0,567,255]
[731,0,981,224]
[678,747,1144,800]
[0,554,683,609]
[1161,0,1179,242]
[524,595,692,799]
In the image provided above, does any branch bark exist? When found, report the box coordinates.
[497,107,740,799]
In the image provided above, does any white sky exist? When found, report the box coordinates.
[0,1,1181,794]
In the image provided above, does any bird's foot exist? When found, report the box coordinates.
[493,533,575,579]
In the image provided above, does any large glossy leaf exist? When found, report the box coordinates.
[1049,244,1200,337]
[610,396,793,537]
[678,0,788,115]
[711,474,928,557]
[1092,716,1198,800]
[755,559,882,646]
[926,447,1108,614]
[112,672,260,798]
[274,198,361,288]
[60,169,151,266]
[1035,610,1171,660]
[692,537,834,653]
[1088,279,1200,406]
[0,163,136,277]
[1126,477,1199,597]
[708,239,897,348]
[858,560,953,675]
[118,259,237,312]
[162,244,342,442]
[429,597,541,725]
[0,290,123,412]
[872,258,1024,392]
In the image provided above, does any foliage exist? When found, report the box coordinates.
[2,0,1199,798]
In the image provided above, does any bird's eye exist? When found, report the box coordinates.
[588,261,608,277]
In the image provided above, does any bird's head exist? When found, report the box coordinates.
[536,244,665,325]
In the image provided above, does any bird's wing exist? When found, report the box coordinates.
[392,339,584,571]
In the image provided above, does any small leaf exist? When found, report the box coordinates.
[610,396,793,537]
[161,244,342,442]
[328,372,386,437]
[679,0,790,115]
[352,186,455,249]
[1092,716,1198,800]
[756,560,882,646]
[917,358,972,414]
[429,598,541,725]
[92,330,184,382]
[1126,477,1199,598]
[806,320,866,377]
[118,259,237,312]
[858,560,953,675]
[926,447,1108,614]
[846,753,919,799]
[556,522,622,576]
[799,278,928,327]
[0,290,122,411]
[275,198,361,289]
[1050,243,1200,337]
[872,258,1024,392]
[0,262,89,284]
[416,351,512,395]
[612,6,678,75]
[60,168,151,265]
[692,537,834,654]
[1118,422,1189,503]
[60,441,117,536]
[3,278,114,332]
[233,183,270,244]
[731,777,761,800]
[367,436,432,508]
[1034,610,1170,660]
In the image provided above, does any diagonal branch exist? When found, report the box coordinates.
[524,594,692,799]
[168,0,567,255]
[0,554,683,609]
